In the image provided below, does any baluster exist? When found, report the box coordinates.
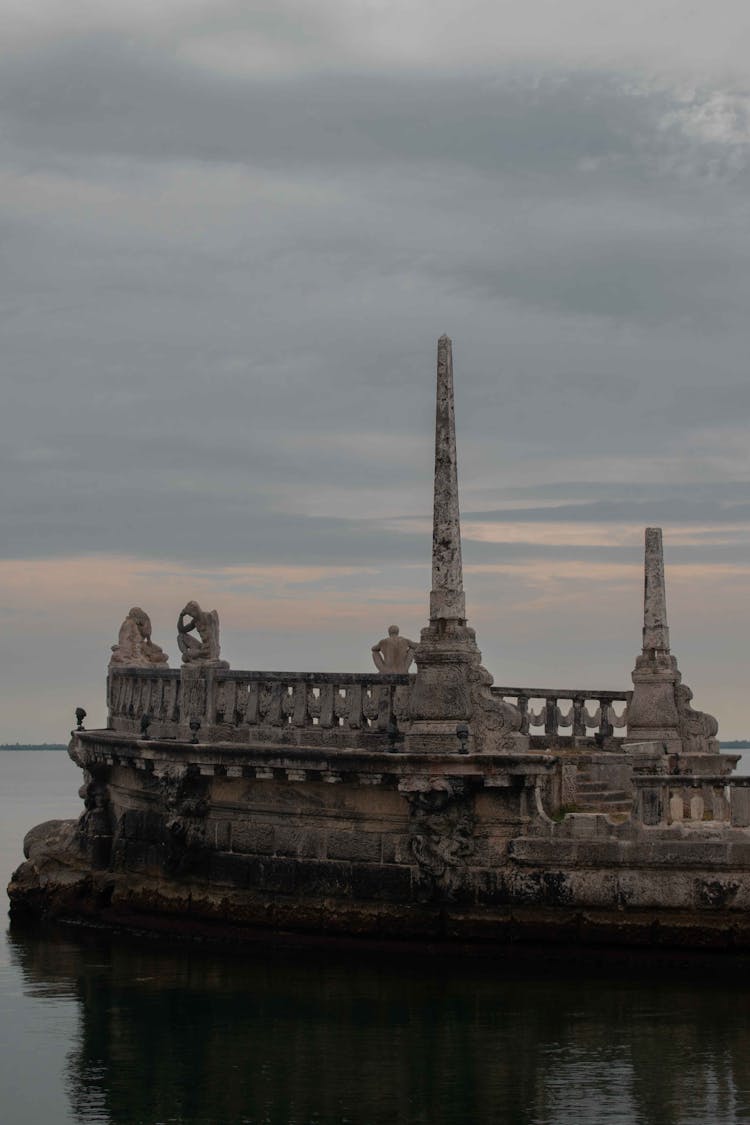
[347,684,364,729]
[545,696,558,738]
[159,678,168,721]
[609,702,627,729]
[280,684,295,724]
[572,695,586,738]
[362,686,378,726]
[516,694,529,735]
[246,682,259,725]
[319,684,335,727]
[266,682,283,726]
[233,682,247,725]
[173,677,182,724]
[292,682,308,726]
[220,681,236,725]
[599,697,613,737]
[556,702,573,729]
[307,685,322,722]
[376,685,392,731]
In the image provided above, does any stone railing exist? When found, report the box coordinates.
[633,774,750,827]
[107,670,632,749]
[492,687,630,745]
[107,667,180,730]
[107,668,412,747]
[213,670,411,733]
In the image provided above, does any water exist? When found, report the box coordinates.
[3,752,750,1124]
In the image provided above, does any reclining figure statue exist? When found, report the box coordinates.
[110,607,169,668]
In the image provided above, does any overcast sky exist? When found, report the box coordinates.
[3,0,750,740]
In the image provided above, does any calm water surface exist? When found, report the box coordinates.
[3,750,750,1125]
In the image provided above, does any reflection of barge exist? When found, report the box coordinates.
[10,337,750,950]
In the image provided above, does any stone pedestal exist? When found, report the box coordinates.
[179,664,224,740]
[627,652,682,751]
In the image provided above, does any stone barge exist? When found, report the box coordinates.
[10,337,750,952]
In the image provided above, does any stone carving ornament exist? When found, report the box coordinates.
[177,601,228,668]
[467,660,524,744]
[371,625,417,674]
[109,607,169,667]
[400,776,475,898]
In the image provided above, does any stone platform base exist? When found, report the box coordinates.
[10,817,750,954]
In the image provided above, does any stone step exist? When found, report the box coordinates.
[576,798,633,812]
[577,783,631,799]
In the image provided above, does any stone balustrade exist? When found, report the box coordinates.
[107,667,179,730]
[632,774,750,827]
[107,668,632,750]
[492,686,630,745]
[107,667,412,747]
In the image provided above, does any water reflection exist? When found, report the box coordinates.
[8,927,750,1125]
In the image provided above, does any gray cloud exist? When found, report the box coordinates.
[3,9,750,740]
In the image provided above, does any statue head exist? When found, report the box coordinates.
[128,607,151,639]
[388,625,400,637]
[183,600,202,619]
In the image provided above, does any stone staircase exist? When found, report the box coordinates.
[575,772,633,816]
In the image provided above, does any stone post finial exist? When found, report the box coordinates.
[643,527,670,655]
[429,334,466,623]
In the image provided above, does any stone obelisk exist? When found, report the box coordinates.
[625,526,722,769]
[642,527,670,656]
[405,336,526,755]
[626,528,682,750]
[429,335,466,624]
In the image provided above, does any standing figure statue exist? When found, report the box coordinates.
[371,625,417,674]
[177,601,228,668]
[110,607,169,667]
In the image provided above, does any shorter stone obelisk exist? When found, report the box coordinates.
[626,528,682,750]
[627,527,722,766]
[405,336,526,755]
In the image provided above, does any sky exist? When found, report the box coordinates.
[3,0,750,739]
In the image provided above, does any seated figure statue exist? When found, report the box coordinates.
[371,625,417,674]
[110,607,169,667]
[177,601,228,668]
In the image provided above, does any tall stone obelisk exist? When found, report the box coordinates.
[429,335,466,624]
[405,336,526,755]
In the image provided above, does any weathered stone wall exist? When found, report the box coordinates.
[9,730,750,951]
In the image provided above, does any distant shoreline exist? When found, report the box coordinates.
[0,744,68,751]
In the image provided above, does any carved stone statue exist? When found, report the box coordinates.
[177,601,228,668]
[676,683,719,754]
[110,607,169,667]
[371,625,417,674]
